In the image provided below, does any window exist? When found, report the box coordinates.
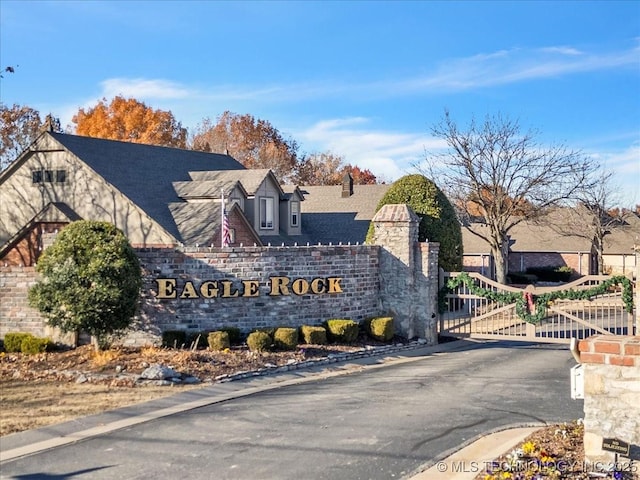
[291,201,299,227]
[32,169,67,184]
[259,197,274,229]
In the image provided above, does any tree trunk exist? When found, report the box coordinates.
[492,236,510,284]
[493,248,508,284]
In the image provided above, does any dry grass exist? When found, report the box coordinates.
[0,380,201,436]
[0,342,364,437]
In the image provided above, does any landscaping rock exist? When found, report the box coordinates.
[140,364,180,380]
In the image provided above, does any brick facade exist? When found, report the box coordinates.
[0,267,45,336]
[1,223,68,267]
[136,245,382,337]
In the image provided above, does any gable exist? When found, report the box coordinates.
[49,133,246,240]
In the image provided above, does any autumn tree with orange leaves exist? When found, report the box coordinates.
[72,96,187,148]
[293,152,377,185]
[191,112,299,182]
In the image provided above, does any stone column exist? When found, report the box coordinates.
[578,335,640,468]
[371,204,439,343]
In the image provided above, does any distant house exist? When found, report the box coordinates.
[463,210,638,278]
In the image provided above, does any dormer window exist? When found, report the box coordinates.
[259,197,274,229]
[291,201,299,227]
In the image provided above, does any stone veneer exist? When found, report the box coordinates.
[578,335,640,467]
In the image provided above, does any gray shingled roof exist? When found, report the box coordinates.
[463,211,639,255]
[168,201,221,246]
[51,133,245,241]
[173,180,247,199]
[189,169,280,196]
[296,184,390,244]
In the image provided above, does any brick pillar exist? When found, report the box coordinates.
[371,204,439,343]
[578,335,640,467]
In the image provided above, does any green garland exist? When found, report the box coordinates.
[439,272,634,325]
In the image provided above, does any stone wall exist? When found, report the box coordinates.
[371,204,439,342]
[578,335,640,467]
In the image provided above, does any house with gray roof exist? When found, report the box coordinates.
[463,210,638,278]
[0,132,301,265]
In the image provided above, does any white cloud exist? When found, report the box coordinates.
[592,144,640,207]
[396,44,639,93]
[296,117,446,182]
[100,78,191,99]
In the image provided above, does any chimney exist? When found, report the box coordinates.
[341,172,354,198]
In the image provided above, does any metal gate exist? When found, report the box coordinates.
[438,272,636,344]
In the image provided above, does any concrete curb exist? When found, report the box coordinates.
[407,426,543,479]
[1,338,479,464]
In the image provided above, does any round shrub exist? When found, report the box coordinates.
[274,327,298,350]
[367,317,394,342]
[325,319,359,343]
[300,325,327,345]
[366,174,462,271]
[246,331,272,352]
[207,331,230,351]
[220,327,242,345]
[28,221,142,347]
[162,330,187,349]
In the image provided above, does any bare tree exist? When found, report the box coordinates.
[551,169,631,274]
[422,110,598,284]
[0,104,62,170]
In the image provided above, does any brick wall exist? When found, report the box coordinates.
[1,206,440,347]
[578,335,640,466]
[135,245,381,339]
[0,267,45,337]
[507,251,590,275]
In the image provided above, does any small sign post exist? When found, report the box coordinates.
[602,438,630,456]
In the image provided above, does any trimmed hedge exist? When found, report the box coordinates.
[366,317,394,342]
[274,327,298,350]
[325,319,359,343]
[246,331,272,352]
[3,332,53,354]
[300,325,327,345]
[4,333,34,353]
[21,336,53,355]
[187,332,209,349]
[526,266,574,282]
[207,331,230,351]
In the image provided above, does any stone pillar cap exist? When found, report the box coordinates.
[372,204,420,223]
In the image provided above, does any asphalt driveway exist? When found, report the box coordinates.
[0,339,584,480]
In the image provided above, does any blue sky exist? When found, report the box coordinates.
[1,0,639,206]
